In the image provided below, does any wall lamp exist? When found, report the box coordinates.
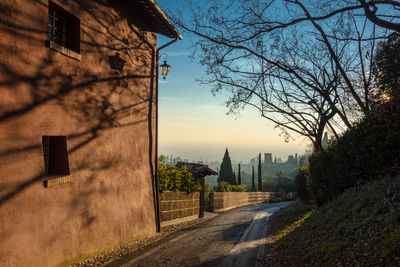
[159,60,171,79]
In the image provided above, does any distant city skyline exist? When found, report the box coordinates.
[157,0,308,161]
[159,143,308,163]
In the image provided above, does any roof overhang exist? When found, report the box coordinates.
[176,162,218,177]
[132,0,182,39]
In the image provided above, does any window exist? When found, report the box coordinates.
[48,8,67,48]
[42,136,70,176]
[47,1,80,59]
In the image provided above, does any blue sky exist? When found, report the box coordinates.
[156,0,308,162]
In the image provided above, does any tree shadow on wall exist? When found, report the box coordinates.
[0,0,158,229]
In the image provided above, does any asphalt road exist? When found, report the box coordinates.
[112,201,292,267]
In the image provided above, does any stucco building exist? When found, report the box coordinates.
[0,0,180,266]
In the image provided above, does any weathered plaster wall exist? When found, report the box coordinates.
[0,0,158,266]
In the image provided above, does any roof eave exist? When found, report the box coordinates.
[145,0,183,40]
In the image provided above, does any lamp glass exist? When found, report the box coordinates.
[160,60,171,78]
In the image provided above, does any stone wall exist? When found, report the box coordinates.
[212,192,296,212]
[158,191,296,226]
[160,192,200,224]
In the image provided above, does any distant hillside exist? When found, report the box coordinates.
[270,175,400,266]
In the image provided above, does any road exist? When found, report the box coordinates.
[109,201,292,267]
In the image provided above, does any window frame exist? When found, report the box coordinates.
[42,135,71,177]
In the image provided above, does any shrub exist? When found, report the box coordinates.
[216,182,246,192]
[262,172,294,194]
[230,185,246,192]
[294,166,312,203]
[216,181,231,192]
[308,97,400,205]
[158,156,201,193]
[308,146,339,206]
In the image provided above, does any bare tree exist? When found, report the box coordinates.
[172,0,391,149]
[357,0,400,32]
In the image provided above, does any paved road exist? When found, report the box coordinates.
[112,201,292,267]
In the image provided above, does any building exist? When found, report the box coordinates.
[322,132,335,147]
[260,152,299,178]
[264,153,273,165]
[0,0,181,266]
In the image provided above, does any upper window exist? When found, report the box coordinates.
[47,1,80,59]
[48,8,67,48]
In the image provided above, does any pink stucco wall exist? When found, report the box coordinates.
[0,0,158,265]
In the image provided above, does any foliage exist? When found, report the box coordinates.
[308,96,400,205]
[251,165,256,191]
[294,166,312,204]
[158,156,201,193]
[218,148,236,185]
[203,182,213,212]
[172,0,395,149]
[262,172,294,194]
[372,35,400,99]
[216,181,246,192]
[237,163,241,185]
[231,184,246,192]
[270,175,400,266]
[257,153,262,191]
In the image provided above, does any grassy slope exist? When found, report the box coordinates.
[270,175,400,266]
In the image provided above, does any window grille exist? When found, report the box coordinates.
[47,1,80,56]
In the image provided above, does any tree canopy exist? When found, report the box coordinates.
[218,148,236,185]
[372,34,400,99]
[172,0,399,150]
[158,156,201,193]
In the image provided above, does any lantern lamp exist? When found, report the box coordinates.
[160,60,171,79]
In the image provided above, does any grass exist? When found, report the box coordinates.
[269,175,400,266]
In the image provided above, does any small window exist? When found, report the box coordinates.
[47,1,80,58]
[42,136,70,176]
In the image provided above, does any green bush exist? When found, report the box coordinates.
[294,166,312,204]
[308,146,339,206]
[216,181,246,192]
[216,181,230,192]
[262,172,294,194]
[308,97,400,205]
[158,156,201,193]
[230,184,246,192]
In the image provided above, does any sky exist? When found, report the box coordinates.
[156,0,308,163]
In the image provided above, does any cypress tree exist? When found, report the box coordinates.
[258,153,263,191]
[238,163,241,185]
[251,165,255,191]
[219,148,235,185]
